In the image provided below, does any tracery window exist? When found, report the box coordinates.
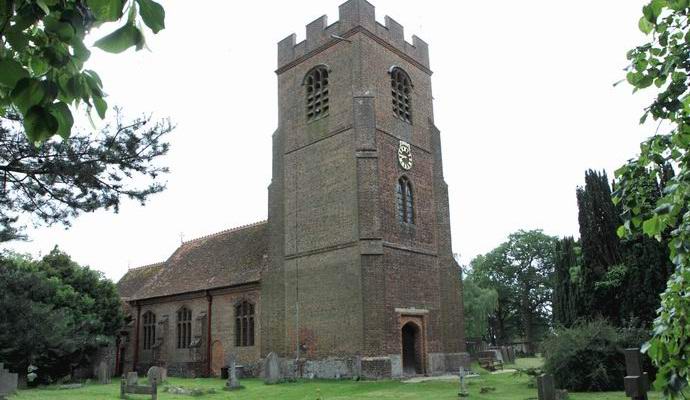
[305,66,330,121]
[397,176,414,224]
[235,301,255,347]
[176,307,192,349]
[390,67,412,123]
[142,311,156,350]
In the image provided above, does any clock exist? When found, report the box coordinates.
[398,140,413,170]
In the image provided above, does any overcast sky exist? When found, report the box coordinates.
[3,1,655,281]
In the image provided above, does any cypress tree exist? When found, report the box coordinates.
[553,237,580,327]
[576,170,622,321]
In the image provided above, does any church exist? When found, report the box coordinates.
[117,0,467,379]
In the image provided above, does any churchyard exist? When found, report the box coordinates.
[5,358,676,400]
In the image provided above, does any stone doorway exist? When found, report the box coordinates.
[211,340,224,377]
[402,322,422,376]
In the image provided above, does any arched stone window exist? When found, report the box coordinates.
[397,176,414,224]
[142,311,156,350]
[176,307,192,349]
[390,67,412,123]
[304,66,330,122]
[235,301,255,347]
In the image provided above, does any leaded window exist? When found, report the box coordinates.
[305,66,330,122]
[391,67,412,123]
[142,311,156,350]
[235,301,255,347]
[176,307,192,349]
[397,176,414,224]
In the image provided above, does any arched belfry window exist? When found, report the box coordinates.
[235,301,255,347]
[176,307,192,349]
[142,311,156,350]
[390,67,412,123]
[304,65,330,122]
[397,176,414,224]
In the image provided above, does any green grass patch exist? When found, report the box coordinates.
[8,359,666,400]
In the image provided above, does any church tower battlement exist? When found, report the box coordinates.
[277,0,429,72]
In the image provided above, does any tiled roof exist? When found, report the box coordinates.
[116,221,268,301]
[117,262,165,300]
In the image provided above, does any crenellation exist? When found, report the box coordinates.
[277,34,296,68]
[306,15,329,52]
[277,0,430,71]
[384,16,404,48]
[411,35,429,68]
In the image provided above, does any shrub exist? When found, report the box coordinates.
[542,320,650,391]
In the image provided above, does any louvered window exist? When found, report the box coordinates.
[305,66,330,121]
[391,67,412,123]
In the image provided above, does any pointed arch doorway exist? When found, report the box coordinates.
[399,313,427,376]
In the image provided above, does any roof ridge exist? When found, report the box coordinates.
[182,220,267,245]
[128,261,165,271]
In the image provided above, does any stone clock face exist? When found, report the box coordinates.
[398,141,413,170]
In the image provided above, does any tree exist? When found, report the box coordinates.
[470,230,558,353]
[1,0,165,144]
[0,109,172,242]
[462,273,498,340]
[552,237,580,328]
[576,170,623,322]
[469,244,517,346]
[614,0,690,396]
[0,248,123,382]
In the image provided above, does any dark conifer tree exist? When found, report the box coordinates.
[553,237,579,327]
[576,170,622,321]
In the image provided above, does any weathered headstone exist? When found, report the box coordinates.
[126,371,139,386]
[458,366,469,397]
[264,352,280,384]
[0,364,18,400]
[537,374,556,400]
[147,366,165,386]
[224,354,243,390]
[500,347,510,365]
[97,361,111,384]
[624,348,649,400]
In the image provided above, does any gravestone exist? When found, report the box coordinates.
[537,374,556,400]
[0,363,18,400]
[224,354,243,390]
[264,352,280,384]
[500,347,510,364]
[458,366,469,397]
[147,366,166,386]
[97,361,111,384]
[624,348,649,400]
[126,371,139,386]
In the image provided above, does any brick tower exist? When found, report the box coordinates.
[262,0,467,378]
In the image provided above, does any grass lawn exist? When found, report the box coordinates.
[9,358,665,400]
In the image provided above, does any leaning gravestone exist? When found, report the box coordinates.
[126,371,139,386]
[0,363,19,400]
[537,374,556,400]
[263,352,280,384]
[97,361,111,384]
[224,354,243,390]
